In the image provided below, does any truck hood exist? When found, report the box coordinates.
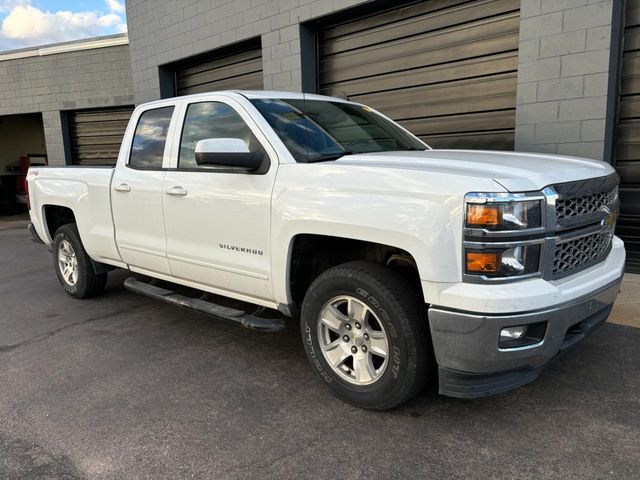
[334,149,615,192]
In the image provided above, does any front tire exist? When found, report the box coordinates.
[301,261,431,410]
[53,224,107,299]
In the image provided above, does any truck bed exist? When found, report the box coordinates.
[27,166,124,267]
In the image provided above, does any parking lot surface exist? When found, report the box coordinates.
[1,226,639,480]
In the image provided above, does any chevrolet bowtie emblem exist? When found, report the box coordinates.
[599,205,617,229]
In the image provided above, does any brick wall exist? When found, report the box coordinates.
[515,0,615,160]
[0,1,622,165]
[125,0,370,104]
[0,39,134,166]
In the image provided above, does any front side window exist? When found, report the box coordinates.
[251,98,426,162]
[129,106,174,169]
[179,102,263,169]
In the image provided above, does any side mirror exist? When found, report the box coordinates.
[194,138,263,171]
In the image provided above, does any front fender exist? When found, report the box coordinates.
[269,163,505,307]
[271,189,461,306]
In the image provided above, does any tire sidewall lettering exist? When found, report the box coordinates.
[304,321,332,383]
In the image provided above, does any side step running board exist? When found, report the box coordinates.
[124,277,285,332]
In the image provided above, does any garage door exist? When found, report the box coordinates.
[67,107,133,166]
[175,40,263,96]
[318,0,520,150]
[615,0,640,272]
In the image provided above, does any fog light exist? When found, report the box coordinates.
[499,322,547,349]
[500,326,527,340]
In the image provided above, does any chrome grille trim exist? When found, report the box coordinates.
[556,188,618,221]
[551,229,614,279]
[545,173,619,279]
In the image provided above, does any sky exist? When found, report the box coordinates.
[0,0,127,52]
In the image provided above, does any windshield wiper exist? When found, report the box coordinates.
[306,150,353,163]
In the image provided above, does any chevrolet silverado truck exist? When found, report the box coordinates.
[27,91,625,410]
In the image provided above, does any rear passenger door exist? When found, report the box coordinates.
[111,105,177,275]
[161,97,277,303]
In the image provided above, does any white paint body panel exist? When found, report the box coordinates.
[27,90,624,316]
[160,94,278,302]
[111,167,171,275]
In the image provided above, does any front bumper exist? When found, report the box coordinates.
[428,276,622,398]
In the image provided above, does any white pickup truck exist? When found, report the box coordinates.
[27,91,625,409]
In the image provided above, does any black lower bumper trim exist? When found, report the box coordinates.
[438,304,611,399]
[439,366,540,399]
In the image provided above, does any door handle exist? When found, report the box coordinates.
[114,183,131,192]
[166,186,188,197]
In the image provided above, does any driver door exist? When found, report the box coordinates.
[162,98,277,303]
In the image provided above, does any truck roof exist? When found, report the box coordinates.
[139,90,352,108]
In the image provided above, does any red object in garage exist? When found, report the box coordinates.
[16,154,47,199]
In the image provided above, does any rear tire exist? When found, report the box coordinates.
[300,261,431,410]
[53,224,107,299]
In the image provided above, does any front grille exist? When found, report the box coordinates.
[556,188,617,220]
[552,230,613,278]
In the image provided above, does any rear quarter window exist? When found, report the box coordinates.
[129,106,174,169]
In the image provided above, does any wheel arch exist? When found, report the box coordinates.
[285,233,424,317]
[44,205,114,275]
[43,204,77,242]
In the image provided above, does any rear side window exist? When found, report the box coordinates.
[129,106,174,169]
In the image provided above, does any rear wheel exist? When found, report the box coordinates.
[301,261,431,410]
[53,224,107,299]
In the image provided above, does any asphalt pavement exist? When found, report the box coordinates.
[1,226,639,480]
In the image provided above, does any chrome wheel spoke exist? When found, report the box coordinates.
[348,298,368,323]
[353,354,375,384]
[323,341,349,368]
[320,305,347,333]
[368,331,388,358]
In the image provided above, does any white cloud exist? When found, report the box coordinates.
[0,0,28,13]
[106,0,125,14]
[0,2,127,51]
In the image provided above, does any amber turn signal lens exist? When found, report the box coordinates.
[467,204,500,226]
[466,252,500,273]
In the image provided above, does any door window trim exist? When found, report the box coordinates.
[165,96,273,174]
[125,104,179,171]
[175,100,268,174]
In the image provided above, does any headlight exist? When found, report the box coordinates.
[465,198,542,231]
[465,244,541,277]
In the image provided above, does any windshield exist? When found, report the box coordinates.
[250,98,427,162]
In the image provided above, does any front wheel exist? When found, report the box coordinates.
[301,261,431,410]
[53,224,107,299]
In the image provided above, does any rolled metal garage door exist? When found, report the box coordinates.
[67,106,133,166]
[615,0,640,272]
[318,0,520,150]
[175,40,263,96]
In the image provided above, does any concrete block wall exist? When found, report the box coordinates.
[515,0,615,160]
[0,40,134,166]
[125,0,370,104]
